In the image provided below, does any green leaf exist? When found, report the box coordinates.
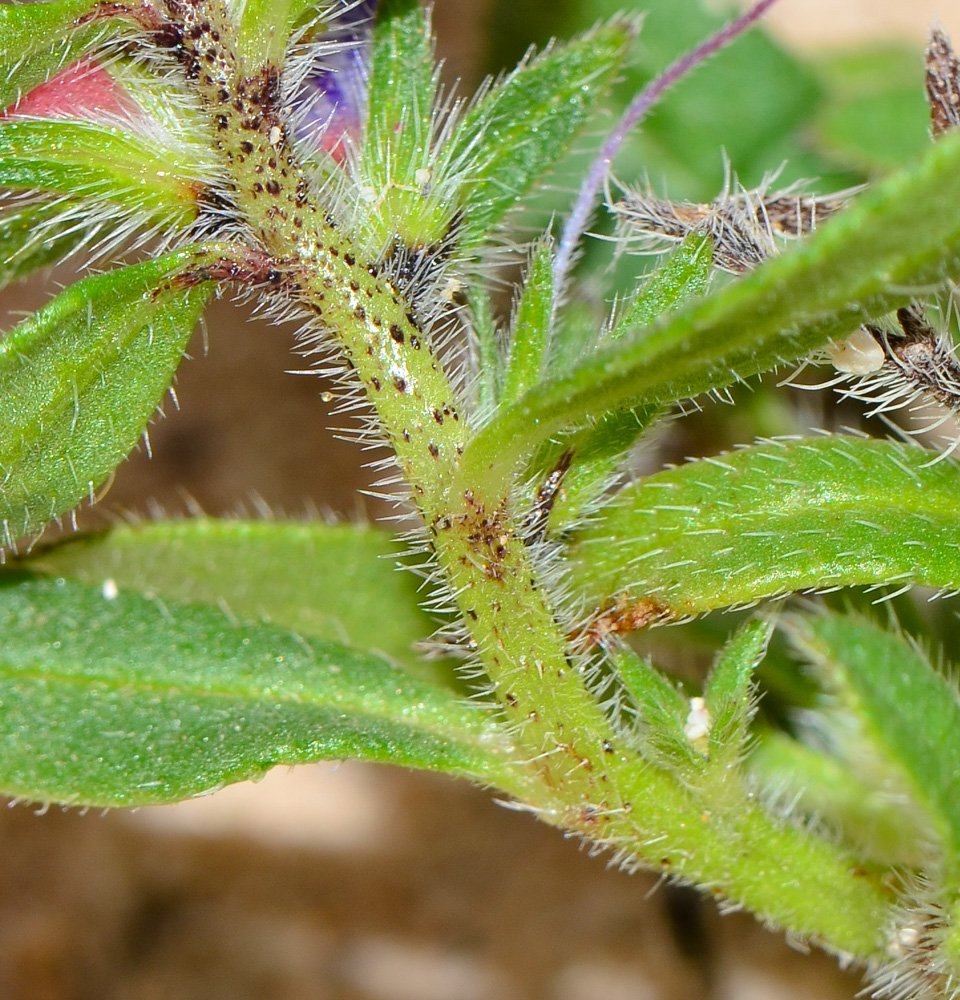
[704,619,771,760]
[533,234,713,533]
[612,645,703,772]
[0,198,88,290]
[568,436,960,620]
[609,233,713,340]
[358,0,441,249]
[0,573,518,807]
[749,729,934,867]
[811,46,930,174]
[783,611,960,878]
[449,21,632,241]
[235,0,315,67]
[0,119,201,221]
[501,238,553,405]
[0,249,212,547]
[457,127,960,490]
[0,0,109,113]
[25,519,439,678]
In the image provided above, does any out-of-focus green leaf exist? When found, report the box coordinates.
[811,46,930,174]
[568,437,960,620]
[749,729,934,868]
[26,519,438,677]
[0,574,519,807]
[783,611,960,878]
[0,249,212,547]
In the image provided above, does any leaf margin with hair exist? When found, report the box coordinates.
[567,436,960,621]
[0,248,212,547]
[23,518,442,679]
[446,19,633,243]
[0,573,521,807]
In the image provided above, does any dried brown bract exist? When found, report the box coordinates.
[926,26,960,138]
[612,178,851,274]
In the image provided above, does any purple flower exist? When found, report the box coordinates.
[298,0,378,164]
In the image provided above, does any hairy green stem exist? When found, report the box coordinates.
[159,0,895,959]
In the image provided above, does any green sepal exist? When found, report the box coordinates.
[0,119,202,221]
[0,573,519,807]
[784,610,960,882]
[0,0,110,112]
[0,248,212,547]
[23,518,441,680]
[704,619,771,762]
[568,436,960,620]
[449,20,633,242]
[501,238,553,405]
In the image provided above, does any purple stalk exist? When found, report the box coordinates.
[552,0,784,302]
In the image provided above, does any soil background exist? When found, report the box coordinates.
[0,2,950,998]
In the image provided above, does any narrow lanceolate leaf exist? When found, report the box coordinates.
[0,574,520,807]
[784,611,960,879]
[359,0,441,249]
[704,619,771,761]
[501,239,553,405]
[568,436,960,622]
[0,0,109,112]
[0,249,212,548]
[0,119,202,222]
[612,645,703,774]
[458,127,960,490]
[609,233,713,341]
[24,519,439,678]
[448,21,632,242]
[535,235,714,535]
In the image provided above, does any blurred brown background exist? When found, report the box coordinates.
[0,1,948,998]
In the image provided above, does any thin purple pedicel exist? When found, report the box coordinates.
[552,0,784,306]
